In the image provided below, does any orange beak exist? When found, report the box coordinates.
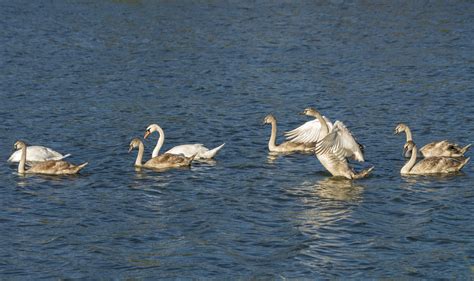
[144,131,150,139]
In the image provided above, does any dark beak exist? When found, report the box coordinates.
[403,146,409,155]
[128,146,133,153]
[299,111,305,115]
[144,131,151,139]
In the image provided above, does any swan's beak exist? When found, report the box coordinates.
[144,131,150,139]
[403,146,409,155]
[394,129,399,135]
[128,146,133,153]
[298,111,305,115]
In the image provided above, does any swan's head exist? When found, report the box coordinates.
[394,123,408,135]
[262,114,276,125]
[301,107,319,116]
[13,140,27,150]
[144,124,160,139]
[128,138,142,153]
[403,141,416,155]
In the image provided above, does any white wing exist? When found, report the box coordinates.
[8,146,70,163]
[284,116,333,144]
[314,121,364,162]
[165,144,208,158]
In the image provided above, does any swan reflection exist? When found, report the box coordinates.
[287,178,366,269]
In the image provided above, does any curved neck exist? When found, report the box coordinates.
[312,112,329,136]
[401,145,417,174]
[152,126,165,158]
[18,146,26,174]
[404,127,413,142]
[268,120,278,150]
[135,142,145,166]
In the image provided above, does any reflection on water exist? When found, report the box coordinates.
[312,177,365,202]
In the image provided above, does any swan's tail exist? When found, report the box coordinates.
[459,157,470,171]
[461,144,471,155]
[75,162,88,173]
[56,153,72,161]
[352,166,374,179]
[201,143,225,159]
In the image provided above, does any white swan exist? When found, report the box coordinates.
[394,123,471,157]
[144,124,225,160]
[400,141,469,175]
[287,107,373,179]
[14,141,87,175]
[128,138,194,170]
[263,114,315,153]
[8,145,70,163]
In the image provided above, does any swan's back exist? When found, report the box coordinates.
[27,160,88,175]
[410,156,469,174]
[145,153,193,169]
[8,146,69,163]
[420,141,470,157]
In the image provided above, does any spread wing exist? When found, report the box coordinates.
[284,116,333,144]
[314,121,365,162]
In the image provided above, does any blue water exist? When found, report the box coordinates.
[1,0,474,279]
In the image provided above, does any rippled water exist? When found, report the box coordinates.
[1,0,473,279]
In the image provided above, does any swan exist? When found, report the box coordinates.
[400,141,469,175]
[13,141,87,175]
[128,138,194,170]
[287,107,373,179]
[262,114,315,153]
[143,124,225,160]
[394,123,471,157]
[8,145,70,163]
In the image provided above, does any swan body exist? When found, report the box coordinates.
[400,141,469,175]
[289,108,372,179]
[263,114,315,153]
[13,141,87,175]
[129,138,194,170]
[144,124,224,160]
[8,145,70,163]
[419,141,470,158]
[394,123,470,157]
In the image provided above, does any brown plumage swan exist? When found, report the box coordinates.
[400,141,469,175]
[263,114,315,153]
[394,123,470,157]
[14,141,87,175]
[128,138,194,170]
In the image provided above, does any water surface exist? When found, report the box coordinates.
[1,0,473,279]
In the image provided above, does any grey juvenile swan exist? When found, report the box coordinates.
[14,141,87,175]
[129,138,195,170]
[263,114,315,153]
[287,107,373,179]
[394,123,470,157]
[400,141,469,175]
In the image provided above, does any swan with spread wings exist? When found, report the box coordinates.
[285,107,373,179]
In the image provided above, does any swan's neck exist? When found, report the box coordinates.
[135,142,145,166]
[268,120,278,151]
[313,112,329,136]
[18,146,26,174]
[401,145,417,174]
[152,126,165,158]
[404,127,413,142]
